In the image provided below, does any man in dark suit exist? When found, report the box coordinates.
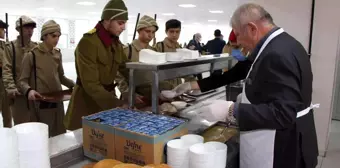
[204,29,226,76]
[162,3,318,168]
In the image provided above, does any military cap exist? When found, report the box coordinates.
[15,15,36,31]
[0,20,8,29]
[41,20,61,40]
[101,0,128,21]
[137,15,158,31]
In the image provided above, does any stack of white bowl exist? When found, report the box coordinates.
[13,123,50,168]
[0,128,20,168]
[167,134,228,168]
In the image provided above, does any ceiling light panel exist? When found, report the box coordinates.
[209,10,224,14]
[178,4,196,8]
[77,1,96,6]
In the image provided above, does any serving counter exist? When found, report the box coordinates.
[50,86,236,168]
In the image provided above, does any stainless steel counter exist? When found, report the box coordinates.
[50,87,227,168]
[126,55,233,113]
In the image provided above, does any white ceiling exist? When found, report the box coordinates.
[0,0,239,24]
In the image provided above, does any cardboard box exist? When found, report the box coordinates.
[115,122,188,165]
[82,119,116,161]
[82,109,188,165]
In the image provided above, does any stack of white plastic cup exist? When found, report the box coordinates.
[181,134,204,146]
[0,128,20,168]
[205,142,228,168]
[167,139,190,168]
[13,123,50,168]
[189,143,216,168]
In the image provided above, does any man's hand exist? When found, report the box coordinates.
[7,88,22,98]
[121,92,145,105]
[196,100,235,122]
[28,90,43,101]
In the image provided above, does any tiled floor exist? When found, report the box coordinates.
[317,120,340,168]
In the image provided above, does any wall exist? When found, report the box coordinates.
[311,0,340,156]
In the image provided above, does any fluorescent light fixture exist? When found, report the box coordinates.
[77,1,96,6]
[162,13,175,16]
[37,7,54,11]
[178,4,196,8]
[208,20,218,22]
[209,10,224,14]
[128,15,136,18]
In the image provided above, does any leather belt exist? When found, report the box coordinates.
[76,78,117,92]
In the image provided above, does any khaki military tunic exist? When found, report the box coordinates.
[115,39,173,101]
[2,37,37,125]
[65,28,128,130]
[154,37,196,87]
[0,40,12,127]
[18,43,74,137]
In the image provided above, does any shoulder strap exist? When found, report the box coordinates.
[161,42,165,53]
[11,42,16,82]
[31,51,37,90]
[128,44,132,60]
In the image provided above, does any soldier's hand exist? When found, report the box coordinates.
[28,90,43,101]
[7,88,22,98]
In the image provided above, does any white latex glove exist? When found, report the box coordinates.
[197,100,234,122]
[161,82,192,99]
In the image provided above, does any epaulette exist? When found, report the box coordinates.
[123,45,129,49]
[53,47,61,52]
[85,28,97,35]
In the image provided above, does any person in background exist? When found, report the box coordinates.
[163,3,318,168]
[2,16,38,125]
[19,20,75,137]
[65,0,130,130]
[115,15,172,103]
[154,19,195,87]
[203,29,226,76]
[187,33,203,80]
[187,33,203,53]
[0,20,12,128]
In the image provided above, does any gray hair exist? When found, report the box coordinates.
[230,3,274,30]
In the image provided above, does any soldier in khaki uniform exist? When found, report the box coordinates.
[154,19,195,87]
[19,20,75,137]
[116,15,173,102]
[0,20,12,127]
[2,16,38,125]
[65,0,130,130]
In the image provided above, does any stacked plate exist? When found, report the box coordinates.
[13,123,50,168]
[0,128,20,168]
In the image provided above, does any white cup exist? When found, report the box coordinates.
[0,128,20,168]
[167,139,190,168]
[205,142,228,168]
[189,143,216,168]
[181,134,204,146]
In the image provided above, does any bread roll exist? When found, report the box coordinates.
[93,159,122,168]
[82,162,96,168]
[142,164,157,168]
[113,164,142,168]
[156,164,171,168]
